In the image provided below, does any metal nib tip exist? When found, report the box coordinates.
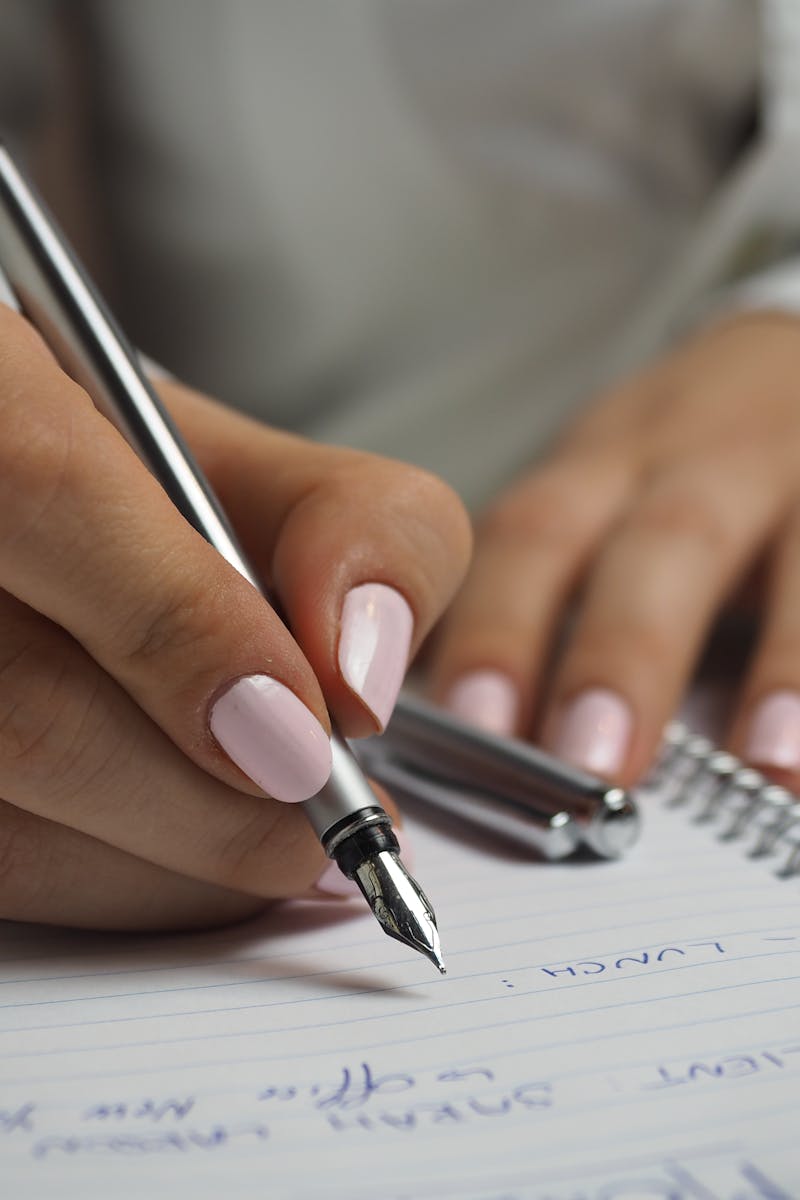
[353,850,445,976]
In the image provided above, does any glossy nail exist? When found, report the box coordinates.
[552,688,632,777]
[744,691,800,771]
[314,857,362,898]
[393,825,415,872]
[338,583,413,731]
[209,674,332,803]
[445,669,519,736]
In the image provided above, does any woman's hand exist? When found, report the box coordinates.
[429,312,800,791]
[0,305,471,929]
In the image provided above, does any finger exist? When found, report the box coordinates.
[162,381,473,736]
[0,305,331,803]
[424,454,635,736]
[0,588,405,901]
[0,800,266,930]
[540,455,786,784]
[728,504,800,789]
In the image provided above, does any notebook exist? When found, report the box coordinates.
[1,739,799,1199]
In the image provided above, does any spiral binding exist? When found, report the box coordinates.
[641,722,800,879]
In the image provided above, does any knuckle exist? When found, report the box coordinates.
[0,632,118,805]
[0,636,67,785]
[573,618,675,679]
[629,477,732,558]
[0,609,130,816]
[398,461,464,519]
[396,466,473,574]
[112,561,227,677]
[363,456,469,536]
[118,589,201,665]
[212,812,278,892]
[46,685,134,818]
[478,475,586,551]
[329,454,473,599]
[0,377,89,553]
[212,806,311,896]
[614,619,676,669]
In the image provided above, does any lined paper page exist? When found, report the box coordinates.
[2,796,799,1198]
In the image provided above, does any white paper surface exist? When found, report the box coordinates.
[1,795,799,1198]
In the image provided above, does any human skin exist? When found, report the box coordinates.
[0,304,471,929]
[6,304,799,932]
[431,312,800,794]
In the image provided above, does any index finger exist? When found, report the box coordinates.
[0,304,333,803]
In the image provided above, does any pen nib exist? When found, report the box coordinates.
[353,851,446,975]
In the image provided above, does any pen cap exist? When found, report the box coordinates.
[382,694,640,859]
[354,742,581,861]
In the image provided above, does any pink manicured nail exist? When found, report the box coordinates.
[744,691,800,770]
[314,858,362,898]
[209,675,332,803]
[314,825,414,898]
[394,825,415,872]
[445,669,519,736]
[552,688,632,777]
[338,583,414,731]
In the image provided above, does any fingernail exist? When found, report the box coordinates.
[551,688,632,777]
[209,675,332,803]
[744,690,800,770]
[394,825,415,872]
[314,825,414,898]
[314,858,362,898]
[338,583,413,731]
[445,669,519,736]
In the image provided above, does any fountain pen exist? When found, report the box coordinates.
[0,142,444,975]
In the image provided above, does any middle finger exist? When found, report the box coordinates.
[540,454,785,783]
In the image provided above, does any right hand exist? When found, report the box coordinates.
[0,305,471,931]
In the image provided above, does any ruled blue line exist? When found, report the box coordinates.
[2,955,799,1063]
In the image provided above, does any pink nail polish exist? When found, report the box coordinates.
[745,691,800,770]
[314,857,362,899]
[209,675,332,803]
[393,825,415,872]
[445,669,519,736]
[552,688,632,777]
[338,583,413,731]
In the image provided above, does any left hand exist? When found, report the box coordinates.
[427,312,800,791]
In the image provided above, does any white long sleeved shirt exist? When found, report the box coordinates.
[2,0,795,508]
